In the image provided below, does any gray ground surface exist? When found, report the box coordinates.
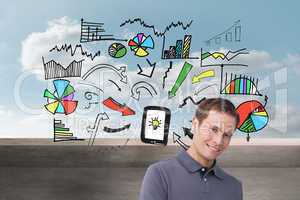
[1,145,300,200]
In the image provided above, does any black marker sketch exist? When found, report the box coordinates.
[162,61,173,89]
[173,132,189,150]
[84,91,99,109]
[49,44,101,61]
[108,79,121,91]
[131,81,157,100]
[183,127,193,140]
[103,124,131,133]
[82,63,127,84]
[87,112,109,146]
[43,57,83,80]
[120,18,193,37]
[179,97,206,108]
[161,35,198,59]
[77,82,104,93]
[219,65,262,96]
[137,59,156,78]
[204,20,241,46]
[53,119,84,142]
[108,43,127,58]
[194,84,218,96]
[80,18,127,43]
[201,48,249,62]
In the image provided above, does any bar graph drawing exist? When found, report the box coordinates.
[80,18,126,43]
[53,119,84,142]
[204,20,241,47]
[161,35,198,59]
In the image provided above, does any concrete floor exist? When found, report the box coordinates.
[1,145,300,200]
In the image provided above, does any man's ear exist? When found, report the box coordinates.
[191,117,199,134]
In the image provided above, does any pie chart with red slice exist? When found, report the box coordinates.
[43,79,78,115]
[235,100,269,133]
[128,33,154,57]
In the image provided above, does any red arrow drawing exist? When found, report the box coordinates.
[103,97,135,116]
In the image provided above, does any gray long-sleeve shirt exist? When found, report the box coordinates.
[139,149,243,200]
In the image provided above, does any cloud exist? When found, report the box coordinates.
[0,105,14,118]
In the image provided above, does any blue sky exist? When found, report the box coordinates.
[0,0,299,139]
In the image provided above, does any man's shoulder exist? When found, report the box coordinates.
[217,166,242,186]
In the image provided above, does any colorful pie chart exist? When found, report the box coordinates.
[235,100,269,133]
[128,33,154,57]
[108,43,127,58]
[43,79,78,115]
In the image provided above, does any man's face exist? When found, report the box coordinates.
[191,110,237,161]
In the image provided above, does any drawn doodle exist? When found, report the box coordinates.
[44,79,78,115]
[128,33,154,57]
[108,79,121,91]
[194,84,218,96]
[108,43,127,58]
[43,57,83,80]
[192,70,215,84]
[161,35,198,59]
[103,97,135,116]
[162,61,173,89]
[168,62,193,98]
[204,20,241,46]
[49,44,101,61]
[53,119,84,142]
[87,112,109,146]
[137,59,156,78]
[141,106,171,145]
[179,97,206,108]
[183,127,193,139]
[82,63,127,84]
[103,124,131,133]
[120,18,193,37]
[173,132,189,150]
[84,91,99,109]
[80,18,126,43]
[201,48,248,61]
[131,81,157,101]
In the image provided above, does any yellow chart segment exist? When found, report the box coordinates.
[253,111,267,116]
[135,47,149,57]
[211,52,225,59]
[45,101,59,114]
[192,70,215,84]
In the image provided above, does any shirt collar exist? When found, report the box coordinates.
[176,149,226,180]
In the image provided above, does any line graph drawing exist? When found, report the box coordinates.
[162,61,173,89]
[120,18,193,37]
[53,119,84,142]
[173,132,189,150]
[108,79,121,91]
[80,18,127,43]
[204,20,241,46]
[161,35,198,59]
[130,81,157,100]
[137,59,156,78]
[43,57,83,79]
[178,97,206,108]
[49,44,101,61]
[87,112,109,146]
[103,124,131,133]
[200,48,249,62]
[82,63,127,84]
[103,97,136,116]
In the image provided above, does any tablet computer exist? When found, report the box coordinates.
[140,106,171,145]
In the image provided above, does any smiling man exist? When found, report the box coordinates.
[139,98,243,200]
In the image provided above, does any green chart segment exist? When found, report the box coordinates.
[168,62,193,98]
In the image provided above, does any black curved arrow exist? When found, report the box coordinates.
[103,124,131,133]
[183,127,193,139]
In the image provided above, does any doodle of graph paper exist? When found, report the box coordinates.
[43,79,78,115]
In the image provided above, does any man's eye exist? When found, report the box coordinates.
[224,134,232,138]
[211,127,218,133]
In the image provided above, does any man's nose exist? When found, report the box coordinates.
[213,133,224,146]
